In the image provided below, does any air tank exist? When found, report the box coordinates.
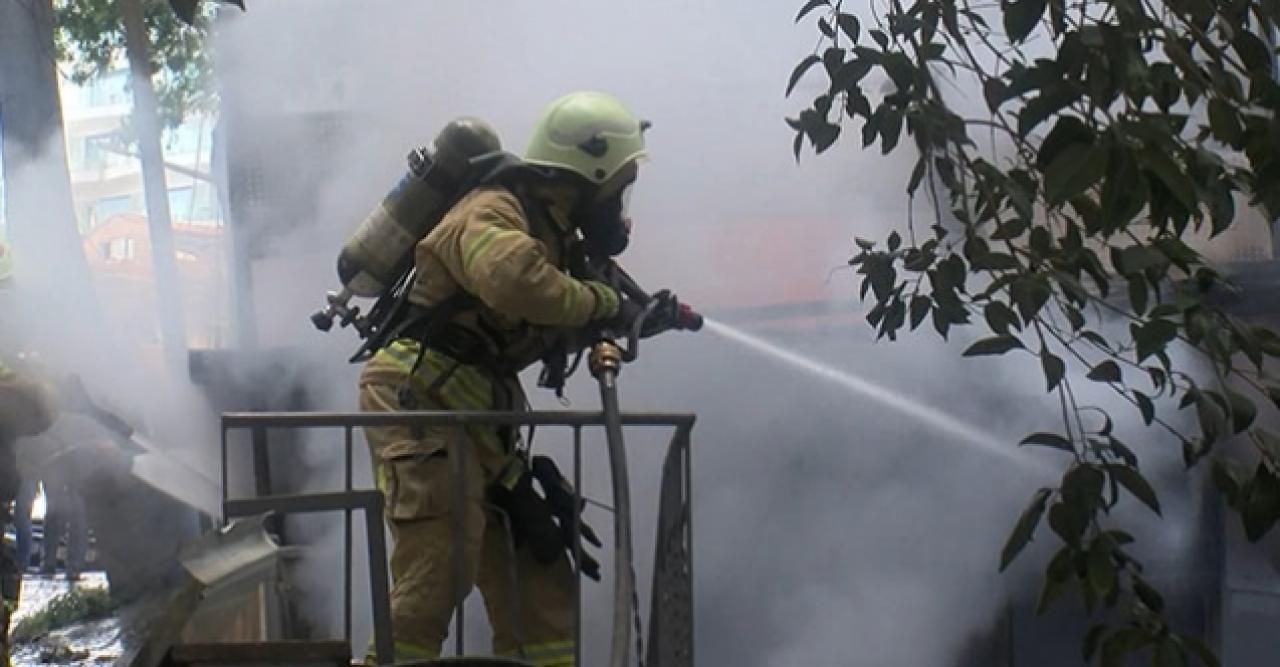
[336,117,501,298]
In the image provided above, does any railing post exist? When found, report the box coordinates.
[365,493,394,666]
[573,425,583,666]
[344,425,354,644]
[449,434,468,656]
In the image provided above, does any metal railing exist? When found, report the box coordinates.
[220,410,695,667]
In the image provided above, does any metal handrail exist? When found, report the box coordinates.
[221,410,694,666]
[222,410,697,428]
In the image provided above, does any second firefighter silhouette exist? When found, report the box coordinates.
[358,91,653,665]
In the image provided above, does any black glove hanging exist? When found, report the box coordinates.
[531,455,603,581]
[488,474,564,566]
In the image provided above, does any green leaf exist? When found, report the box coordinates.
[1133,575,1165,613]
[1000,487,1052,570]
[1041,349,1066,392]
[907,156,927,195]
[1256,429,1280,464]
[1048,499,1088,545]
[909,295,931,330]
[1002,0,1047,43]
[1179,634,1221,667]
[1062,464,1105,510]
[963,335,1025,356]
[1226,389,1257,434]
[819,16,835,38]
[1036,115,1094,171]
[1101,628,1153,666]
[836,12,860,43]
[982,78,1010,112]
[1256,326,1280,357]
[1108,437,1138,467]
[1208,97,1244,147]
[970,252,1021,270]
[1134,391,1155,426]
[991,219,1029,240]
[1141,150,1198,211]
[1107,465,1162,516]
[1150,62,1182,110]
[1086,537,1116,596]
[1128,277,1149,317]
[1020,432,1075,452]
[1232,31,1273,75]
[1083,624,1108,661]
[1010,276,1052,322]
[880,107,904,154]
[887,230,902,252]
[1241,464,1280,541]
[1081,330,1109,350]
[794,0,829,23]
[1044,142,1107,205]
[1182,437,1210,468]
[1213,458,1243,504]
[1036,546,1075,613]
[1086,361,1122,383]
[1192,391,1226,445]
[1018,85,1081,137]
[1065,305,1085,331]
[983,302,1020,335]
[1131,319,1178,363]
[787,56,822,96]
[809,120,841,153]
[1152,637,1180,667]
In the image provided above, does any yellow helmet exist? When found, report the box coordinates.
[524,91,648,185]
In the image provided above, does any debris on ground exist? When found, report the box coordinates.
[11,573,121,666]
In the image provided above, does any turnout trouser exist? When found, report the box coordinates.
[359,382,576,666]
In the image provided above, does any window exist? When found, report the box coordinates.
[81,133,126,171]
[176,249,198,263]
[167,187,193,221]
[99,237,135,262]
[168,183,217,222]
[85,71,129,108]
[163,123,202,156]
[93,195,134,224]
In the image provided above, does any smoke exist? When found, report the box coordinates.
[0,0,1217,662]
[1,125,224,476]
[153,1,1224,665]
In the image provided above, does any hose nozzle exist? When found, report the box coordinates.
[675,302,703,331]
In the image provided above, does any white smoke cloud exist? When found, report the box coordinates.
[193,1,1217,664]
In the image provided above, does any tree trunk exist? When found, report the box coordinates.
[120,0,188,371]
[0,0,104,351]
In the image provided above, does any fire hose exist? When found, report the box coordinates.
[588,271,701,667]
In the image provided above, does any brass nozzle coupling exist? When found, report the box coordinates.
[589,340,624,377]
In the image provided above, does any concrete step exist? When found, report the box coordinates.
[163,640,350,666]
[404,655,535,660]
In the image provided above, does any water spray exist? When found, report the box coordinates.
[702,318,1048,471]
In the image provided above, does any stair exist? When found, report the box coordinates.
[409,655,529,660]
[162,640,350,666]
[162,643,537,667]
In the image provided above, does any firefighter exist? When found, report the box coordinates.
[357,91,648,665]
[0,245,57,665]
